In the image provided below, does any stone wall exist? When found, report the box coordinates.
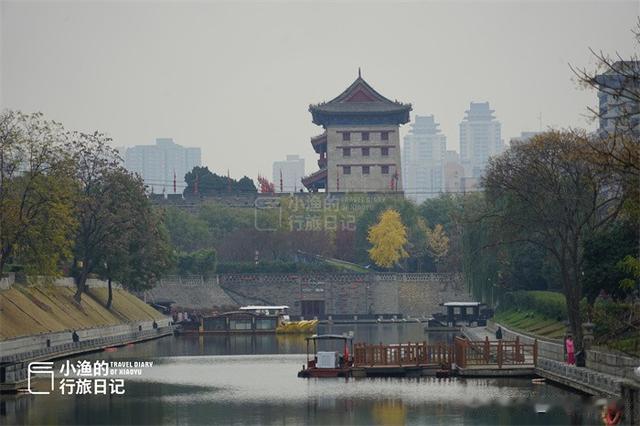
[489,320,640,382]
[146,273,470,317]
[143,276,236,309]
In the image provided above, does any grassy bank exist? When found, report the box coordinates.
[495,291,640,357]
[494,309,567,340]
[0,285,164,340]
[495,291,567,340]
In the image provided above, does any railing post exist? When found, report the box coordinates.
[497,340,503,368]
[533,339,538,366]
[515,336,520,364]
[484,336,489,364]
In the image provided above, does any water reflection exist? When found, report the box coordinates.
[0,324,602,425]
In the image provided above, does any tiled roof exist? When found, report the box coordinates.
[309,75,411,125]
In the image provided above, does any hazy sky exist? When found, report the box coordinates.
[2,1,638,181]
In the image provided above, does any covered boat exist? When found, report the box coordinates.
[297,334,353,378]
[196,305,317,334]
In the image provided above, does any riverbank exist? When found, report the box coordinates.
[0,276,173,392]
[0,276,165,339]
[463,322,640,424]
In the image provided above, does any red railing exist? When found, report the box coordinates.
[353,342,453,368]
[353,337,538,370]
[454,336,538,368]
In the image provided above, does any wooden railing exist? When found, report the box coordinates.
[454,336,538,368]
[353,342,453,368]
[352,337,538,370]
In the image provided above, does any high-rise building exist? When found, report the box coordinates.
[459,102,503,178]
[444,150,464,193]
[302,71,411,193]
[272,155,305,193]
[596,61,640,135]
[124,138,201,194]
[402,115,446,204]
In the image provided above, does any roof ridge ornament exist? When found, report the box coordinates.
[358,67,361,78]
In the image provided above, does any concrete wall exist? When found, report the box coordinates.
[145,273,471,317]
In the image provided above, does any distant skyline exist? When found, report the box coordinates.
[2,1,638,182]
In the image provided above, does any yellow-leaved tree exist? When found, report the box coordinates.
[367,209,408,269]
[426,223,449,261]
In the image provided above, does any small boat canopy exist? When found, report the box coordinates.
[441,302,483,307]
[306,334,353,341]
[239,305,289,311]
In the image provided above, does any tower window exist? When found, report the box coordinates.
[362,165,370,174]
[342,132,351,141]
[381,147,389,156]
[381,165,390,174]
[362,132,370,141]
[362,147,370,156]
[343,166,351,175]
[381,131,389,141]
[343,148,351,157]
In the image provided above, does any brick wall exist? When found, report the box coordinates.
[149,273,470,316]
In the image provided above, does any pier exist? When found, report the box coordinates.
[347,337,538,378]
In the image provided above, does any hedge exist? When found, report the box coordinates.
[499,291,567,320]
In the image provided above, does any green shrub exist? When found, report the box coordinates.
[176,249,217,278]
[592,301,635,338]
[499,291,567,320]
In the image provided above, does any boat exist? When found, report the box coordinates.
[192,305,318,334]
[297,334,353,378]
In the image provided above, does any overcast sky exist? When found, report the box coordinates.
[2,1,638,181]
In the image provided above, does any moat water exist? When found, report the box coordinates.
[1,324,603,425]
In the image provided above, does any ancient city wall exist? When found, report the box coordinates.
[146,273,470,317]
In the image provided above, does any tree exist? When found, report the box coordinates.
[257,175,275,193]
[483,130,627,348]
[119,208,173,294]
[68,131,124,302]
[355,198,419,268]
[571,22,640,224]
[367,209,409,269]
[94,172,173,308]
[184,166,256,196]
[425,223,449,264]
[582,220,638,301]
[571,20,640,139]
[163,207,212,252]
[176,249,217,278]
[0,111,77,276]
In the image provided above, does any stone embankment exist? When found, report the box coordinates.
[0,274,173,392]
[463,322,640,424]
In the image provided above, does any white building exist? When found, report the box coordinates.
[459,102,503,178]
[124,138,201,194]
[272,155,305,193]
[402,115,447,204]
[596,61,640,135]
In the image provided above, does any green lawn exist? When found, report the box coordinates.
[494,309,567,340]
